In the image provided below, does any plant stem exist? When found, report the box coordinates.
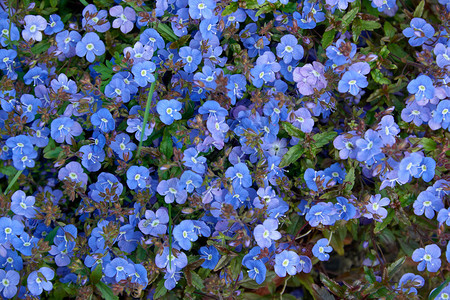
[136,74,158,158]
[4,169,23,195]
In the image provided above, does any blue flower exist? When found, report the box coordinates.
[355,129,383,162]
[312,238,333,261]
[126,166,149,189]
[253,218,281,248]
[104,258,135,282]
[398,152,423,183]
[75,32,105,62]
[274,250,300,277]
[140,28,165,50]
[306,202,338,226]
[403,18,435,47]
[377,115,400,146]
[189,0,216,19]
[131,61,156,87]
[0,217,24,242]
[334,197,356,221]
[44,14,64,35]
[225,162,252,188]
[276,34,304,63]
[79,145,105,172]
[173,220,198,250]
[10,190,37,218]
[244,259,266,284]
[297,256,312,273]
[55,30,81,55]
[22,15,47,42]
[6,135,33,156]
[437,208,450,226]
[27,267,54,296]
[397,273,424,295]
[178,46,202,73]
[12,233,38,256]
[182,147,207,174]
[0,19,20,47]
[412,244,441,272]
[431,100,450,129]
[407,75,435,103]
[138,207,169,236]
[157,178,188,204]
[178,170,203,193]
[91,108,115,133]
[110,133,136,161]
[363,194,390,222]
[23,67,48,86]
[50,116,83,145]
[199,246,220,269]
[0,269,19,299]
[338,70,368,96]
[155,246,188,272]
[413,190,443,219]
[156,99,183,125]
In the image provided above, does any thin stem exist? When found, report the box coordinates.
[4,169,23,195]
[280,275,290,300]
[136,74,158,159]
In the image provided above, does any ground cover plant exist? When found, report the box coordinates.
[0,0,449,298]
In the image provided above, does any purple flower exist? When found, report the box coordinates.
[157,178,188,204]
[297,256,312,273]
[82,4,111,32]
[27,267,54,296]
[50,117,83,145]
[253,218,281,248]
[58,161,88,187]
[22,15,47,42]
[312,238,332,261]
[402,18,435,47]
[377,115,399,146]
[110,5,136,34]
[55,30,81,55]
[75,32,105,63]
[138,207,169,236]
[412,244,441,272]
[333,132,359,160]
[291,108,314,133]
[355,129,383,162]
[293,61,327,95]
[363,194,390,222]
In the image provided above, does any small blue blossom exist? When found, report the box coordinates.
[403,18,435,47]
[338,70,368,96]
[75,32,105,63]
[126,166,149,189]
[156,99,183,125]
[274,250,299,277]
[131,61,156,87]
[276,34,303,63]
[199,246,220,269]
[312,238,333,261]
[412,244,441,272]
[413,190,444,219]
[173,220,198,250]
[253,218,281,248]
[27,267,54,296]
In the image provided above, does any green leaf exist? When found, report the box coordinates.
[340,7,359,31]
[190,271,205,290]
[428,277,450,300]
[420,138,437,152]
[371,69,391,85]
[153,280,168,299]
[344,167,355,191]
[0,166,17,177]
[280,144,304,168]
[413,0,425,17]
[160,131,173,159]
[387,256,405,277]
[282,122,305,139]
[156,23,178,42]
[90,264,103,284]
[44,147,62,159]
[50,0,58,8]
[374,209,395,234]
[313,131,338,148]
[352,19,380,41]
[44,226,60,245]
[95,282,118,300]
[320,273,346,297]
[31,42,51,55]
[384,21,396,38]
[322,29,336,49]
[222,2,238,16]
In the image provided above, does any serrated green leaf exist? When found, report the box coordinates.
[387,256,405,277]
[340,8,359,31]
[90,264,103,284]
[95,282,118,300]
[44,226,60,245]
[222,3,238,16]
[313,131,338,148]
[153,277,168,299]
[280,144,304,168]
[374,209,395,233]
[190,271,205,290]
[420,138,437,152]
[414,0,425,17]
[322,29,336,49]
[344,167,355,191]
[282,122,305,139]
